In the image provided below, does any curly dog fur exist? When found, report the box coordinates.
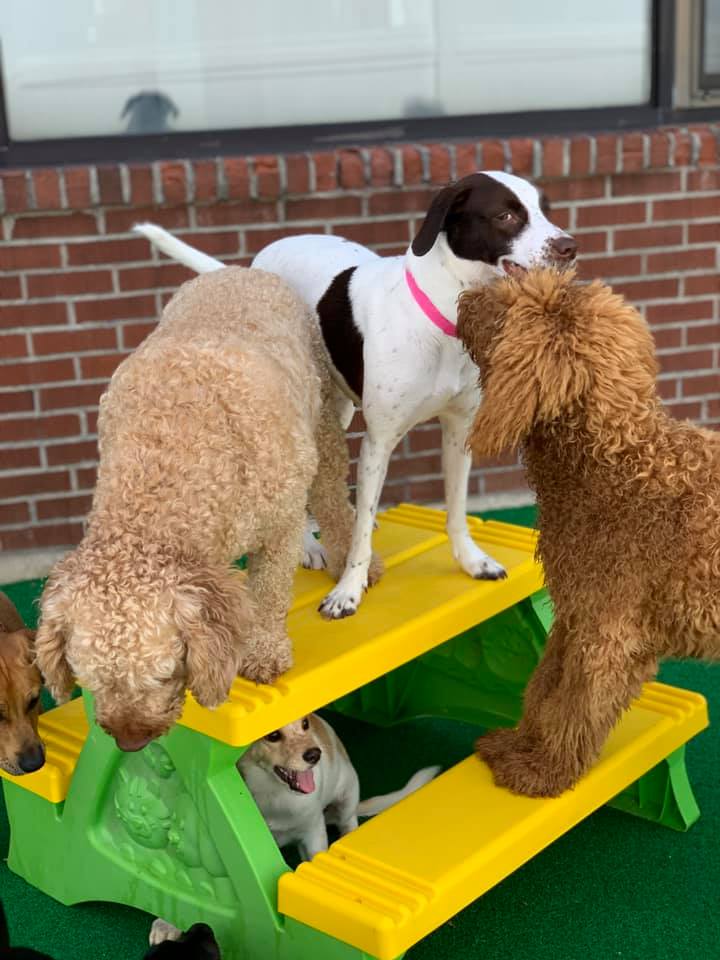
[458,266,720,797]
[36,267,358,751]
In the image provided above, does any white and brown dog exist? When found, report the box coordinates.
[150,713,438,946]
[136,170,576,619]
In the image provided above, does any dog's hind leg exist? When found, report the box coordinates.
[440,411,506,581]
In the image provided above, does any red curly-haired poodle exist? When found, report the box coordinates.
[458,267,720,797]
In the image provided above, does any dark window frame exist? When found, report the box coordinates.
[1,0,717,169]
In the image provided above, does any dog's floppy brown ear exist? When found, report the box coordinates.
[35,569,75,703]
[412,182,471,257]
[174,567,251,709]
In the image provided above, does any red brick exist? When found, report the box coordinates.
[222,158,250,199]
[0,277,22,299]
[75,466,97,489]
[652,327,683,349]
[647,248,717,274]
[0,391,34,414]
[687,169,720,192]
[105,206,189,234]
[0,523,83,551]
[67,237,151,266]
[33,327,117,356]
[160,161,187,205]
[548,207,571,231]
[577,254,642,280]
[338,150,365,190]
[0,413,80,443]
[0,470,70,498]
[673,130,692,165]
[541,138,566,178]
[285,196,363,222]
[408,425,441,452]
[370,148,394,187]
[455,144,477,178]
[0,445,41,468]
[45,442,98,467]
[576,202,646,228]
[692,126,717,164]
[574,231,608,254]
[620,132,646,173]
[40,382,105,410]
[611,172,681,196]
[128,165,154,205]
[13,213,98,239]
[2,171,30,213]
[540,177,604,202]
[313,153,338,192]
[86,409,99,434]
[244,226,318,255]
[195,202,276,228]
[192,159,218,203]
[368,189,437,216]
[285,155,310,194]
[689,225,720,250]
[0,501,30,526]
[667,400,703,419]
[614,225,683,250]
[408,478,445,502]
[0,244,61,271]
[709,398,720,418]
[387,453,440,481]
[685,274,720,296]
[646,300,714,325]
[63,167,93,208]
[509,139,534,176]
[660,349,714,372]
[118,263,193,291]
[74,295,156,324]
[686,323,720,345]
[480,140,505,172]
[485,468,528,494]
[0,334,27,359]
[653,196,720,221]
[657,378,678,400]
[254,155,281,199]
[36,494,93,520]
[594,134,619,175]
[429,145,452,184]
[0,301,67,330]
[400,147,424,186]
[649,131,671,169]
[97,166,123,205]
[2,359,74,388]
[613,277,679,301]
[331,220,409,246]
[27,270,113,298]
[32,169,62,210]
[682,373,720,396]
[569,137,591,177]
[79,353,128,379]
[177,231,240,258]
[121,322,156,349]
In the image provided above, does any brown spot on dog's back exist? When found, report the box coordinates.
[317,267,363,401]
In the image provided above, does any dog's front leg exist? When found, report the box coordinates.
[440,412,506,580]
[297,816,330,861]
[318,430,394,619]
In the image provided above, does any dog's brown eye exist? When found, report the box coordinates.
[301,717,309,731]
[265,730,282,742]
[26,694,40,713]
[495,211,515,223]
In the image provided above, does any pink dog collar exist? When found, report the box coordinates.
[405,268,457,338]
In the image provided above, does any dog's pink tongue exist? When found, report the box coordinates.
[296,769,316,794]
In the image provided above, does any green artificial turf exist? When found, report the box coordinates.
[1,511,718,959]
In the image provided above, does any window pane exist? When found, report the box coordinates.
[0,0,652,141]
[703,0,720,82]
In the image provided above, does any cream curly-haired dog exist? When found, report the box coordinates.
[36,267,356,752]
[458,267,720,797]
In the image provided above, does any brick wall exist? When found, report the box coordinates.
[1,125,720,551]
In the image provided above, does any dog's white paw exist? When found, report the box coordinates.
[149,919,182,946]
[318,575,365,620]
[302,529,327,570]
[457,541,507,581]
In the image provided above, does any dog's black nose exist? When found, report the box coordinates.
[17,742,46,773]
[550,235,578,261]
[303,747,321,765]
